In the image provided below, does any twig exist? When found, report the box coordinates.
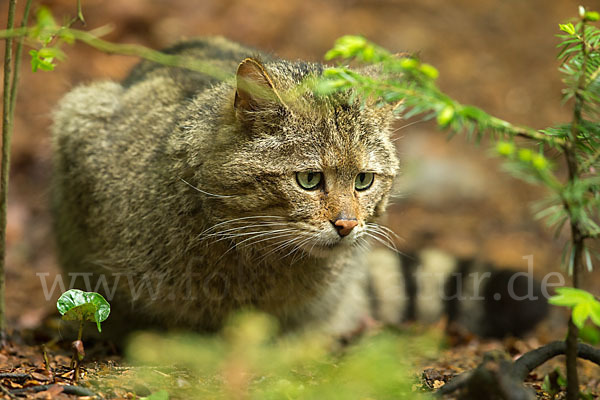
[0,384,16,400]
[9,0,32,117]
[76,0,85,26]
[0,372,31,380]
[66,28,231,81]
[10,384,96,397]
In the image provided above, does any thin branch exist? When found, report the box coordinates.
[0,373,31,380]
[66,28,232,81]
[486,115,563,145]
[0,27,27,39]
[0,26,231,82]
[9,0,32,116]
[10,384,96,397]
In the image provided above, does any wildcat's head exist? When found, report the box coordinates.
[197,57,399,260]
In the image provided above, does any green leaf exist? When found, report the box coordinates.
[550,288,600,329]
[496,141,515,156]
[584,11,600,22]
[325,35,368,60]
[557,371,567,387]
[29,49,55,72]
[559,23,576,35]
[399,58,419,70]
[572,302,591,329]
[57,289,111,332]
[518,148,533,162]
[436,105,455,127]
[541,374,552,394]
[33,6,58,45]
[420,63,439,80]
[38,46,65,61]
[549,287,595,307]
[144,390,169,400]
[584,247,594,272]
[579,325,600,345]
[590,301,600,326]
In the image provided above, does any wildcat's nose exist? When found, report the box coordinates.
[332,219,358,237]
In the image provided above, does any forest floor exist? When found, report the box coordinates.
[1,319,600,399]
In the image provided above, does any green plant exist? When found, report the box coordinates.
[316,6,600,400]
[549,288,600,330]
[57,289,110,381]
[124,311,438,400]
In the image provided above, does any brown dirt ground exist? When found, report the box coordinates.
[1,0,600,398]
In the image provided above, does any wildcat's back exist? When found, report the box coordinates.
[52,37,398,337]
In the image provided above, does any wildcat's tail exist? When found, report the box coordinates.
[366,248,549,338]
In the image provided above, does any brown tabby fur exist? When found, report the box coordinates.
[51,37,399,338]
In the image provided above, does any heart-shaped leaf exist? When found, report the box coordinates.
[57,289,110,332]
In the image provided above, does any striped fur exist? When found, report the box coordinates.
[367,248,549,337]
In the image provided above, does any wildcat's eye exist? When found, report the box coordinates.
[355,172,374,191]
[296,171,322,190]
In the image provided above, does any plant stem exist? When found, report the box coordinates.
[9,0,31,117]
[563,17,590,400]
[0,0,18,341]
[0,27,28,39]
[77,320,83,342]
[73,320,84,382]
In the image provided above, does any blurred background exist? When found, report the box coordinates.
[2,0,599,336]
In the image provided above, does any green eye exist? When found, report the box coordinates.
[355,172,374,191]
[296,171,322,190]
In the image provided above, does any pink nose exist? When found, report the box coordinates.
[333,219,358,237]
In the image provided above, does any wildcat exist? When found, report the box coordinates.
[52,37,547,340]
[52,37,398,338]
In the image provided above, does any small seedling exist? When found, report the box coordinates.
[56,289,110,382]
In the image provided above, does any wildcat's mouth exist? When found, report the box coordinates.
[300,236,356,258]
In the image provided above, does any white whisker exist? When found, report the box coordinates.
[259,236,304,262]
[363,231,398,253]
[180,178,235,198]
[237,230,298,249]
[199,215,286,236]
[205,228,295,244]
[215,230,296,263]
[201,222,289,239]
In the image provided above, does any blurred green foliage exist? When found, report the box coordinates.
[126,312,439,399]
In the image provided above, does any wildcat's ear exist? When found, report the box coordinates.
[234,58,284,113]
